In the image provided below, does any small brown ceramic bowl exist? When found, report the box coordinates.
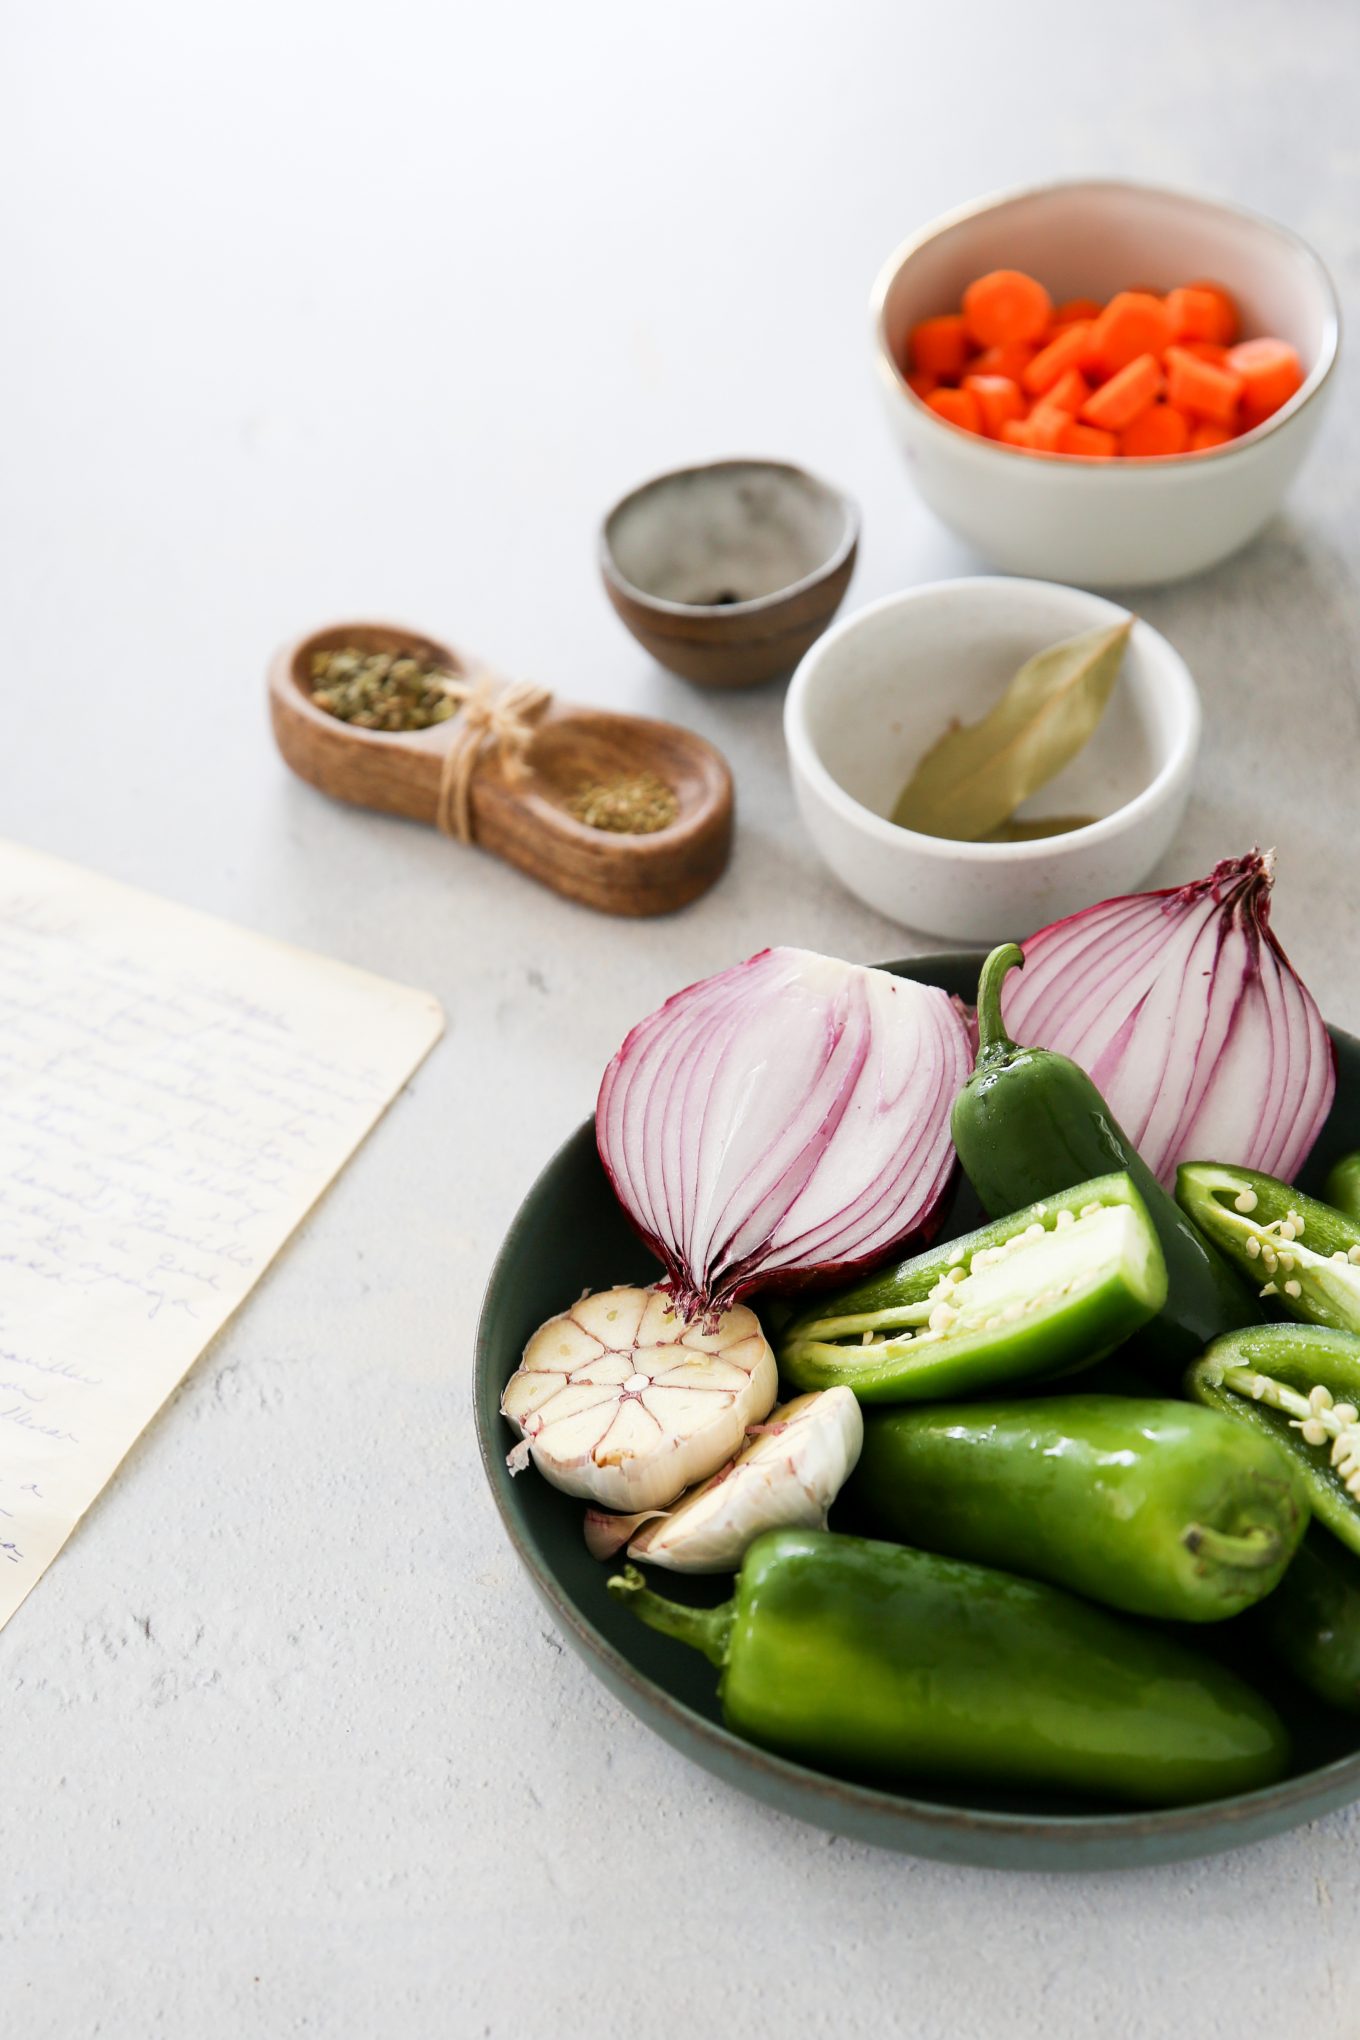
[600,458,859,689]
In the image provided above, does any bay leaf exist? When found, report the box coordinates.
[980,813,1100,842]
[890,617,1132,841]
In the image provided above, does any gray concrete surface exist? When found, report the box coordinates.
[3,3,1359,2034]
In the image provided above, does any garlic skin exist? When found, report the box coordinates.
[501,1285,777,1512]
[585,1387,864,1573]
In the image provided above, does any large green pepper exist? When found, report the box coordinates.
[777,1173,1165,1402]
[1186,1327,1360,1558]
[847,1395,1308,1621]
[1178,1162,1360,1334]
[1254,1528,1360,1714]
[609,1530,1289,1806]
[1324,1153,1360,1223]
[950,944,1259,1369]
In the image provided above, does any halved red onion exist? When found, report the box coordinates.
[1004,851,1335,1188]
[597,948,970,1321]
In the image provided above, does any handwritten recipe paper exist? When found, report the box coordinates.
[0,840,444,1631]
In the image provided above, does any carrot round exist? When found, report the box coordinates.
[1119,404,1192,458]
[1040,367,1089,417]
[1026,399,1072,452]
[1189,421,1234,451]
[1168,283,1239,346]
[962,270,1053,348]
[999,417,1037,448]
[962,373,1026,437]
[1227,337,1304,427]
[1085,291,1177,376]
[1164,346,1244,426]
[910,315,971,381]
[1058,421,1118,459]
[1080,353,1163,432]
[1023,321,1092,396]
[925,386,984,434]
[1051,297,1103,327]
[1182,340,1231,368]
[970,340,1038,382]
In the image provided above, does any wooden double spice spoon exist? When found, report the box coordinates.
[268,621,733,917]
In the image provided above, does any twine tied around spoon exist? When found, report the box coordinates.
[433,673,552,844]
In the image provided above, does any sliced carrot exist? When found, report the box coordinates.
[926,386,984,434]
[962,373,1026,437]
[1164,345,1244,425]
[1058,421,1118,459]
[962,269,1053,348]
[1085,291,1176,376]
[1168,282,1239,346]
[1026,399,1072,451]
[1120,404,1192,458]
[1039,367,1089,417]
[1023,321,1092,396]
[1080,353,1163,431]
[1051,296,1103,327]
[970,340,1038,381]
[914,266,1298,462]
[1228,337,1304,427]
[910,315,971,380]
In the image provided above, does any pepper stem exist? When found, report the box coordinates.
[1182,1522,1283,1570]
[607,1564,734,1666]
[975,943,1025,1062]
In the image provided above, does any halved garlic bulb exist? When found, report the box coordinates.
[501,1285,777,1512]
[584,1387,864,1572]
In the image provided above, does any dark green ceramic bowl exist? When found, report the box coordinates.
[474,954,1360,1870]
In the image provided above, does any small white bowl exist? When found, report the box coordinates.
[784,577,1200,942]
[872,179,1340,586]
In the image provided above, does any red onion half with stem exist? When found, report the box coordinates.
[1003,851,1335,1189]
[596,948,971,1322]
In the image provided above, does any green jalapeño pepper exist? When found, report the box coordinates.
[1178,1162,1360,1333]
[609,1530,1289,1806]
[1324,1153,1360,1225]
[1187,1326,1360,1559]
[1254,1528,1360,1715]
[950,944,1260,1369]
[847,1395,1308,1621]
[777,1173,1166,1402]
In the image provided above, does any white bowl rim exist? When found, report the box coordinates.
[870,175,1342,471]
[784,576,1201,864]
[599,455,861,619]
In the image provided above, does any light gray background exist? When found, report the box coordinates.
[3,3,1358,2035]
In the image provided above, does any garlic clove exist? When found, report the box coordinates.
[619,1386,864,1573]
[501,1284,777,1512]
[582,1507,665,1560]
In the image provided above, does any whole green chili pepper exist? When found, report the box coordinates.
[847,1395,1308,1621]
[777,1173,1166,1402]
[1324,1153,1360,1225]
[950,944,1260,1369]
[1254,1528,1360,1714]
[1186,1326,1360,1558]
[609,1530,1289,1806]
[1177,1162,1360,1333]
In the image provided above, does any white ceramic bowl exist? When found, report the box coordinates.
[784,577,1200,941]
[872,180,1340,587]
